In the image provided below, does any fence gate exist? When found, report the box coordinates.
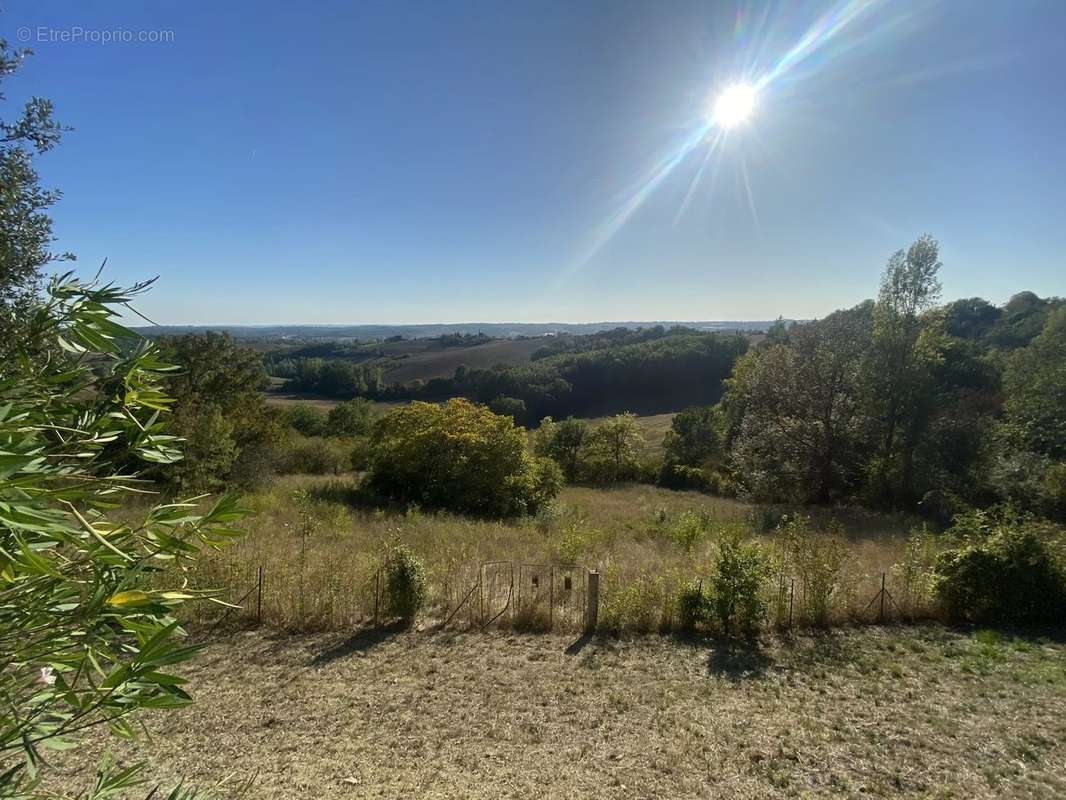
[442,560,589,631]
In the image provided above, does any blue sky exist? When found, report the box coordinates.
[5,0,1065,324]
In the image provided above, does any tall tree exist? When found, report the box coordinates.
[728,304,872,503]
[866,235,943,505]
[0,38,70,357]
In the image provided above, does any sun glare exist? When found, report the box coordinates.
[712,83,756,128]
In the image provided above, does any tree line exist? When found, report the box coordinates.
[658,235,1065,519]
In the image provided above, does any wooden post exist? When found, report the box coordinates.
[788,578,794,628]
[878,572,886,624]
[585,569,600,633]
[256,565,263,626]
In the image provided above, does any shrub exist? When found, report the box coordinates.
[775,515,849,626]
[892,525,939,617]
[283,403,328,436]
[677,580,710,632]
[327,398,373,436]
[381,545,427,624]
[277,436,350,475]
[710,533,771,636]
[366,399,560,516]
[934,509,1066,625]
[670,510,712,552]
[600,571,667,633]
[349,436,372,471]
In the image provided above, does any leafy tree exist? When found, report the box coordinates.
[0,276,246,796]
[727,305,872,503]
[659,406,725,491]
[158,332,280,489]
[0,38,71,360]
[283,403,328,437]
[488,395,527,425]
[1002,307,1066,461]
[662,406,721,468]
[533,416,588,482]
[585,413,644,482]
[326,398,373,436]
[366,399,561,516]
[942,297,1000,340]
[866,235,944,505]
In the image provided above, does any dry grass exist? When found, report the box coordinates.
[47,626,1066,798]
[181,475,924,634]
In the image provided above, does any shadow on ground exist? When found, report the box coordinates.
[706,640,773,681]
[309,622,407,666]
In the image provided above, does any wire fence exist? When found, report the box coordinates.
[197,556,926,636]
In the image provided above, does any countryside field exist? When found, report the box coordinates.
[49,626,1066,799]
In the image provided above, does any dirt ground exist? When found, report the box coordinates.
[48,626,1066,799]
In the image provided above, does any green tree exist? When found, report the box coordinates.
[0,38,71,360]
[367,399,561,516]
[533,416,589,481]
[727,305,872,503]
[866,235,944,505]
[326,398,373,436]
[488,395,527,425]
[283,403,327,437]
[585,413,644,482]
[1002,307,1066,461]
[158,332,280,489]
[0,276,246,796]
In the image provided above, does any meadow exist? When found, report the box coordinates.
[184,470,925,636]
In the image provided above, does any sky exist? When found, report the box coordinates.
[5,0,1065,324]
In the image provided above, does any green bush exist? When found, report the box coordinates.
[935,509,1066,625]
[677,580,710,632]
[710,533,771,636]
[775,515,849,626]
[277,436,350,475]
[670,510,711,552]
[366,399,561,516]
[381,545,427,624]
[327,398,373,436]
[283,404,328,436]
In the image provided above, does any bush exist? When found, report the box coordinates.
[366,399,560,516]
[327,398,373,436]
[381,545,427,624]
[277,436,350,475]
[775,515,849,626]
[934,509,1066,625]
[283,404,328,436]
[670,510,711,552]
[677,580,710,632]
[710,533,771,636]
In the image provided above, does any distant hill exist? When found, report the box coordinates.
[135,320,788,340]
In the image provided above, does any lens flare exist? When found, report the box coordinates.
[712,84,756,128]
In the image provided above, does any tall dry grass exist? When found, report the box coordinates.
[177,474,936,634]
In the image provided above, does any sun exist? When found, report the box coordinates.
[712,83,756,128]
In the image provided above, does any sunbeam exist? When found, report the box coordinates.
[565,0,914,280]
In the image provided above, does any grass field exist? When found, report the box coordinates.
[180,474,921,635]
[48,626,1066,798]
